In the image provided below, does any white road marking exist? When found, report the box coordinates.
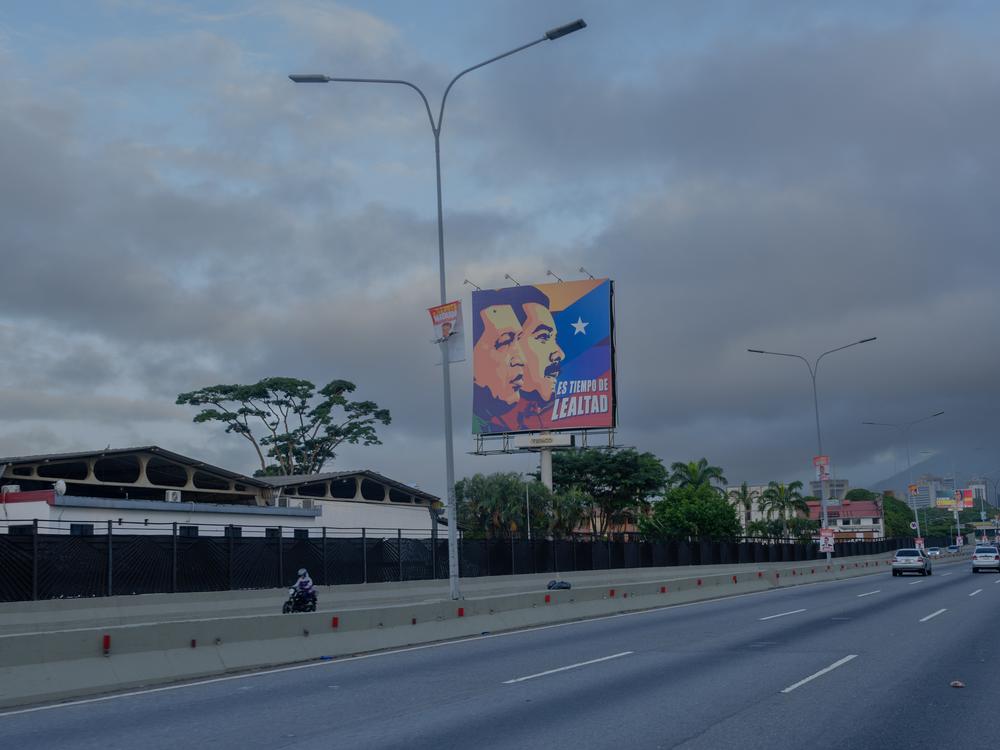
[856,590,880,598]
[920,609,947,622]
[969,589,982,597]
[907,579,924,585]
[759,608,807,621]
[780,655,858,694]
[503,652,633,684]
[994,579,1000,584]
[940,572,952,577]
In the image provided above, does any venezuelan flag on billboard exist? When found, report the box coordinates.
[471,279,615,434]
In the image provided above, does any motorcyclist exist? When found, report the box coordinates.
[292,568,316,604]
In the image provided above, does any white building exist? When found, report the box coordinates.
[1,446,439,537]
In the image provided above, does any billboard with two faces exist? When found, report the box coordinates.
[471,278,615,434]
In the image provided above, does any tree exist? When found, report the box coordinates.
[639,483,741,541]
[881,495,917,538]
[454,473,551,539]
[552,449,668,536]
[845,488,876,502]
[759,480,808,536]
[176,377,390,476]
[669,458,728,491]
[727,481,760,532]
[548,487,589,538]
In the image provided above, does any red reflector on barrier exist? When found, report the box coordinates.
[732,575,737,583]
[102,634,110,656]
[609,589,616,598]
[660,586,666,593]
[544,594,550,604]
[457,607,465,617]
[190,639,196,648]
[811,569,815,574]
[697,579,702,586]
[411,617,417,625]
[792,570,796,575]
[331,617,339,629]
[758,572,763,578]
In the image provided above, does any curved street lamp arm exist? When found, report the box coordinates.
[904,410,944,429]
[815,336,877,370]
[747,349,814,376]
[319,77,436,133]
[438,36,547,134]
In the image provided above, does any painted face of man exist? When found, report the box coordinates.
[473,305,525,405]
[519,302,563,402]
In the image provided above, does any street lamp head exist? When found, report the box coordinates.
[289,74,331,83]
[747,348,765,354]
[545,19,587,40]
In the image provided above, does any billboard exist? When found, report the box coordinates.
[471,278,615,434]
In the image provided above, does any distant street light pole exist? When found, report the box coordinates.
[862,411,945,538]
[748,337,877,558]
[290,19,587,601]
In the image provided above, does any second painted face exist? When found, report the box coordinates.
[519,302,563,402]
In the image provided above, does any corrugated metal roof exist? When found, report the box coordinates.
[0,446,437,501]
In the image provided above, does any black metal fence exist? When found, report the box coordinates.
[0,519,941,602]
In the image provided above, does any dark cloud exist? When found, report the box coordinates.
[2,2,998,497]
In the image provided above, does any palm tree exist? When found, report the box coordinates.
[760,480,807,536]
[727,482,760,534]
[669,458,728,491]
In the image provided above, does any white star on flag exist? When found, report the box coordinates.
[571,316,589,335]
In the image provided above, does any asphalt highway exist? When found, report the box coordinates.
[2,558,996,749]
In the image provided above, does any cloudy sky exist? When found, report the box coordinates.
[2,0,999,498]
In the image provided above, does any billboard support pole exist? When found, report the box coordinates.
[540,448,553,491]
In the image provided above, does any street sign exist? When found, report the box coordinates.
[909,521,918,530]
[819,527,835,553]
[813,455,830,481]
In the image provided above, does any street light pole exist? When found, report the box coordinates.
[748,337,877,558]
[862,411,944,540]
[290,19,586,601]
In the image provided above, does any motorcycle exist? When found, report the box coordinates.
[282,586,317,613]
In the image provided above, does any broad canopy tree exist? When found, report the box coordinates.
[640,483,741,541]
[176,377,391,476]
[552,448,669,536]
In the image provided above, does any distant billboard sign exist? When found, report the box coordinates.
[955,488,974,508]
[471,279,615,434]
[935,494,954,509]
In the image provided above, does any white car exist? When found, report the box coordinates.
[971,545,1000,573]
[892,548,932,576]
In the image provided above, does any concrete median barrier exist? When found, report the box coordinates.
[0,551,909,710]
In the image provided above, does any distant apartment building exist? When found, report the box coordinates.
[808,479,849,503]
[911,475,956,509]
[968,479,988,505]
[724,484,770,532]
